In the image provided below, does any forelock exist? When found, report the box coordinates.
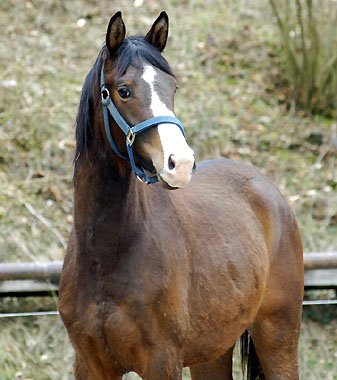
[114,35,175,78]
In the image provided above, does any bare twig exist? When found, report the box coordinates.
[269,0,300,77]
[295,0,309,107]
[23,201,67,250]
[306,0,318,109]
[314,123,337,166]
[2,189,67,250]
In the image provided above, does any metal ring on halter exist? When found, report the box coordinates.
[126,130,136,146]
[101,88,110,101]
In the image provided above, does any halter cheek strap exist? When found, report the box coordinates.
[100,66,185,184]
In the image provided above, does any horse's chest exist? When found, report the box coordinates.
[62,264,189,375]
[66,299,143,374]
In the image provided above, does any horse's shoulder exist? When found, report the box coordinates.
[196,158,267,184]
[194,158,293,223]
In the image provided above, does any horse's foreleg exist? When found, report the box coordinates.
[145,364,182,380]
[144,348,183,380]
[73,355,89,380]
[189,346,234,380]
[73,354,123,380]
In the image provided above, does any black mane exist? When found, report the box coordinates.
[74,36,174,167]
[74,50,103,166]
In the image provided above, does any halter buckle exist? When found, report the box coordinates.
[126,130,136,146]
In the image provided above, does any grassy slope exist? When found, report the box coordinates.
[0,0,336,379]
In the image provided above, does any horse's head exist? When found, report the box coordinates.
[101,12,195,189]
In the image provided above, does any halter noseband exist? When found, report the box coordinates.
[100,66,185,184]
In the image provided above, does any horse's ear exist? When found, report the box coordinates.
[144,11,169,52]
[106,11,126,56]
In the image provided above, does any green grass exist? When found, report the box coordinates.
[0,0,336,379]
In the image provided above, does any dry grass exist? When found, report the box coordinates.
[0,0,336,379]
[1,309,336,380]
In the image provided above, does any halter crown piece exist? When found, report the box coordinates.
[100,66,185,184]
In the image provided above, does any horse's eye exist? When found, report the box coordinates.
[118,87,131,99]
[174,86,179,94]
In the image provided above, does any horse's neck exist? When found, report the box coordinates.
[73,155,146,259]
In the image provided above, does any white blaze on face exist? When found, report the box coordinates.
[141,65,195,188]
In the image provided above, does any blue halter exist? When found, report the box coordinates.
[100,66,185,184]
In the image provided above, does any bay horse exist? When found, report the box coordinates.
[59,11,304,380]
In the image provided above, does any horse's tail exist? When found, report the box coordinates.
[240,330,263,380]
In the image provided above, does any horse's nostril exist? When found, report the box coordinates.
[168,154,176,171]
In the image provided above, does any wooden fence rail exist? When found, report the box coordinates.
[0,252,336,295]
[0,261,63,281]
[303,251,337,270]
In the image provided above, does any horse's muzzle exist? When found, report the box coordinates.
[159,154,196,189]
